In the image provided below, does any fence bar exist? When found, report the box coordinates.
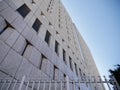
[112,76,120,90]
[18,76,26,90]
[25,81,29,90]
[89,75,93,87]
[6,80,12,90]
[113,82,118,90]
[37,81,40,90]
[103,76,111,90]
[78,79,81,90]
[12,80,17,90]
[94,76,98,90]
[48,80,51,90]
[55,81,57,90]
[66,76,70,90]
[31,81,35,90]
[110,78,117,90]
[60,81,62,90]
[0,80,6,90]
[43,81,46,90]
[73,81,76,90]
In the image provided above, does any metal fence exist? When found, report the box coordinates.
[0,75,120,90]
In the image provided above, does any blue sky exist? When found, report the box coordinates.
[61,0,120,77]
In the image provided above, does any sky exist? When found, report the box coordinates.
[61,0,120,78]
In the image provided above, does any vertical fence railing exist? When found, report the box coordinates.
[18,76,25,90]
[0,75,119,90]
[66,76,70,90]
[112,76,120,90]
[103,76,111,90]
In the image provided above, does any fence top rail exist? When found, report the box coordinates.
[0,80,116,84]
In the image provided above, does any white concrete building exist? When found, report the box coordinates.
[0,0,105,90]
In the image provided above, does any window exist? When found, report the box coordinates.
[21,40,32,56]
[39,54,46,70]
[64,74,66,80]
[45,31,51,44]
[41,11,46,18]
[17,4,30,18]
[79,68,82,77]
[63,49,66,64]
[32,18,42,32]
[77,57,78,60]
[69,57,73,71]
[63,74,66,87]
[53,65,58,80]
[56,31,59,34]
[55,41,59,54]
[49,22,53,28]
[62,39,64,42]
[49,22,52,26]
[47,8,49,12]
[72,52,74,55]
[83,73,86,81]
[67,45,70,49]
[74,63,78,76]
[58,24,60,28]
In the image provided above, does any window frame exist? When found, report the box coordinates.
[32,18,42,32]
[17,4,31,18]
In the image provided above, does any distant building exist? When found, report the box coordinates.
[0,0,105,90]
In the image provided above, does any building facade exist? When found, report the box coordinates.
[0,0,105,90]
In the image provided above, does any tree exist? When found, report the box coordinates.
[109,64,120,86]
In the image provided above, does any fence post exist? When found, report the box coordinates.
[66,76,70,90]
[18,76,26,90]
